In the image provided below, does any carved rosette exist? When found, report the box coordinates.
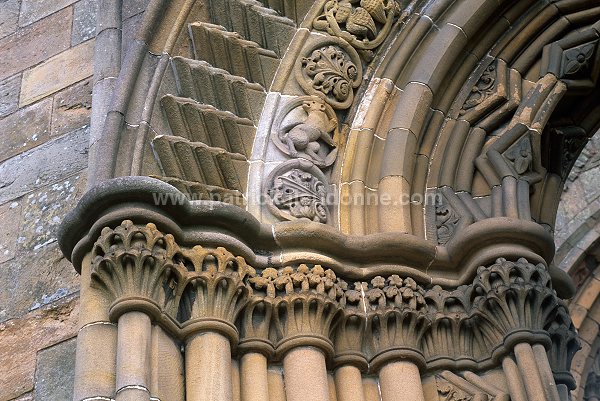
[90,220,186,320]
[265,159,331,223]
[295,40,362,109]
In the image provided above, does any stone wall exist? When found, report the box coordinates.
[0,1,146,399]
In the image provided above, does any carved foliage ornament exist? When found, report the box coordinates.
[296,41,362,109]
[90,224,574,371]
[265,160,331,223]
[461,63,497,114]
[435,201,460,245]
[313,0,400,56]
[272,97,339,168]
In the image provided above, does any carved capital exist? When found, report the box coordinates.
[249,264,345,357]
[177,246,255,342]
[363,275,430,371]
[472,258,559,343]
[547,303,580,389]
[90,220,186,321]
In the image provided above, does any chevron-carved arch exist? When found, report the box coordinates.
[339,0,600,241]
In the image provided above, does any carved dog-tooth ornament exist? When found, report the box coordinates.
[265,159,331,223]
[313,0,401,57]
[272,96,339,168]
[296,39,362,109]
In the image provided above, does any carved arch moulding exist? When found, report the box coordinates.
[60,0,600,400]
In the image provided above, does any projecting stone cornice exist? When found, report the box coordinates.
[58,176,573,297]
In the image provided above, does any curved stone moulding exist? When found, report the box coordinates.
[338,0,600,240]
[58,176,573,296]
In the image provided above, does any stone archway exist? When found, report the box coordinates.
[60,0,600,400]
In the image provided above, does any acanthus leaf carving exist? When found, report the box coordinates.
[265,160,331,223]
[435,200,461,246]
[313,0,400,58]
[296,41,362,110]
[460,63,497,115]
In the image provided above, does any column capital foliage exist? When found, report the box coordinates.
[88,221,573,373]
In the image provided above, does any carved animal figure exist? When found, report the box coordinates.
[282,100,337,166]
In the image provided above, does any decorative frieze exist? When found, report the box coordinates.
[88,221,572,377]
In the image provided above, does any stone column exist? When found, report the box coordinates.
[73,253,118,401]
[364,276,429,401]
[185,331,233,401]
[238,297,275,401]
[249,265,345,401]
[178,246,254,401]
[86,221,186,401]
[475,258,566,401]
[115,311,152,400]
[332,303,368,401]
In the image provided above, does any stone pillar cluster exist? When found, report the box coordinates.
[71,219,580,401]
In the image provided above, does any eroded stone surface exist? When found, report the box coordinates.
[33,338,76,401]
[0,8,72,81]
[51,79,92,137]
[0,0,20,40]
[0,74,20,118]
[0,97,52,163]
[0,296,79,401]
[0,126,89,205]
[72,0,98,46]
[20,39,94,106]
[19,0,78,27]
[0,201,21,264]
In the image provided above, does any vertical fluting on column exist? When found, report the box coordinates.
[176,246,254,401]
[116,312,152,400]
[73,253,118,401]
[364,276,429,401]
[88,221,186,401]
